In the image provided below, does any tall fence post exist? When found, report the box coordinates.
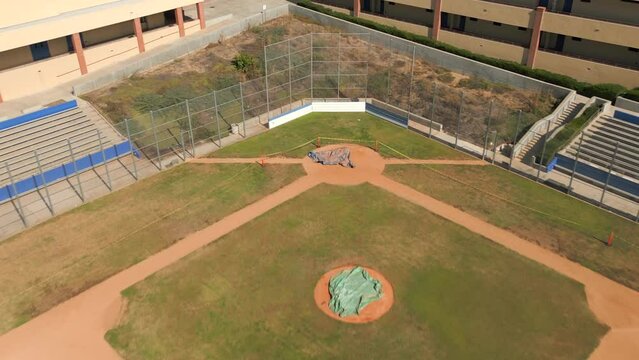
[264,45,271,119]
[429,82,437,138]
[124,119,139,180]
[509,110,522,170]
[364,33,371,99]
[535,119,552,182]
[491,131,498,164]
[67,139,85,201]
[150,110,162,170]
[4,162,27,227]
[213,90,223,147]
[386,36,392,104]
[288,38,293,106]
[454,92,464,149]
[310,33,314,100]
[239,84,247,137]
[482,100,493,160]
[185,99,196,156]
[337,33,341,99]
[407,46,416,119]
[180,130,187,160]
[600,141,620,205]
[33,150,54,215]
[97,129,113,191]
[567,132,584,195]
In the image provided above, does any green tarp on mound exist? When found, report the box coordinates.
[328,266,383,317]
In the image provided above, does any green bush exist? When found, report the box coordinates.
[539,104,600,165]
[297,1,630,100]
[580,83,626,100]
[622,88,639,102]
[133,93,171,113]
[231,53,259,74]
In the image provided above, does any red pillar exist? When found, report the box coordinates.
[353,0,360,17]
[0,91,3,104]
[197,2,206,30]
[71,33,88,75]
[175,7,185,37]
[432,0,442,41]
[526,6,545,68]
[133,18,145,53]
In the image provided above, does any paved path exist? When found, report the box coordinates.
[0,145,637,359]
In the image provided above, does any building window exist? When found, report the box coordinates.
[572,37,582,41]
[629,47,639,53]
[469,17,478,21]
[493,22,502,26]
[518,26,527,31]
[426,9,433,13]
[141,16,148,24]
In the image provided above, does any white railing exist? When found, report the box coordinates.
[512,90,576,158]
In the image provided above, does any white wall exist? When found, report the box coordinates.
[268,101,367,128]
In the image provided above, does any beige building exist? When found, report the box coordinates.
[0,0,209,102]
[314,0,639,88]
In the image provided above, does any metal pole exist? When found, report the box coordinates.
[386,37,392,104]
[337,34,341,99]
[509,110,522,170]
[4,162,27,227]
[264,45,271,119]
[124,119,138,180]
[213,90,222,147]
[535,119,553,182]
[482,100,493,160]
[185,99,196,156]
[310,33,314,99]
[364,33,370,99]
[97,129,112,191]
[67,139,84,201]
[239,84,247,137]
[429,82,437,138]
[455,92,464,149]
[491,131,498,164]
[288,39,293,106]
[33,150,54,215]
[180,130,187,160]
[599,141,620,205]
[150,111,162,170]
[567,132,584,195]
[407,46,416,119]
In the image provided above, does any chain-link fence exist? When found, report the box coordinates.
[2,30,638,240]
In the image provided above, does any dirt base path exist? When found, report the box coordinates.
[0,144,637,359]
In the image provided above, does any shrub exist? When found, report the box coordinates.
[297,1,629,100]
[133,93,171,113]
[231,53,259,74]
[579,83,626,100]
[458,76,490,90]
[622,88,639,102]
[437,72,455,84]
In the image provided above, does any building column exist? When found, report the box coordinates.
[197,2,206,30]
[0,91,3,104]
[133,18,145,53]
[353,0,360,17]
[175,7,185,37]
[71,33,88,75]
[526,6,545,68]
[432,0,442,41]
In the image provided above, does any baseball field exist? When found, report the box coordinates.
[1,112,638,359]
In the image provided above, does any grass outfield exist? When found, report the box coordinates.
[385,165,639,290]
[107,184,606,359]
[213,112,471,159]
[0,164,304,334]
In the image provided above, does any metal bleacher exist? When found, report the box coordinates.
[0,102,123,188]
[563,114,639,181]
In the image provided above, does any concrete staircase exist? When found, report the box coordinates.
[516,100,585,163]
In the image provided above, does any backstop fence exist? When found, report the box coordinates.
[1,32,638,240]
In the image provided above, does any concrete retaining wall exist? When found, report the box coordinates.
[616,97,639,114]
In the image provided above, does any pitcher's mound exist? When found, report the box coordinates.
[314,265,394,323]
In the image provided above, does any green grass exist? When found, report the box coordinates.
[213,112,471,159]
[385,164,639,290]
[0,163,304,334]
[108,184,606,359]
